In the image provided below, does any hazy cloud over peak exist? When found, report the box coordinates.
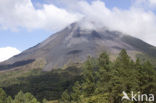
[77,0,156,46]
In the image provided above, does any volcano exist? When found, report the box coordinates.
[1,22,156,71]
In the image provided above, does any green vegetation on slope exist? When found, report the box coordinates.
[0,67,81,101]
[0,88,40,103]
[60,50,156,103]
[0,50,156,103]
[136,53,156,67]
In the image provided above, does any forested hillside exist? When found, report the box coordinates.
[0,50,156,103]
[60,50,156,103]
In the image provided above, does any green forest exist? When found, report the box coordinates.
[0,50,156,103]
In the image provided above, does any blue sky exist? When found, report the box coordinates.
[31,0,133,10]
[0,0,156,61]
[0,29,50,51]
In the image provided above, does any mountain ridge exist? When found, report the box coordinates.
[0,22,156,71]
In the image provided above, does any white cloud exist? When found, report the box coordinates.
[134,0,156,8]
[0,0,82,31]
[76,0,156,46]
[0,0,156,46]
[149,0,156,6]
[0,47,21,62]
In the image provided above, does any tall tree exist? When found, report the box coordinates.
[0,88,7,103]
[12,91,40,103]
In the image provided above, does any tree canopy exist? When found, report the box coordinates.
[60,50,156,103]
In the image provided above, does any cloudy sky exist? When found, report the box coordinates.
[0,0,156,62]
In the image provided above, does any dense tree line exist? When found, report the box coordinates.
[60,50,156,103]
[0,50,156,103]
[1,67,81,101]
[0,88,58,103]
[0,88,40,103]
